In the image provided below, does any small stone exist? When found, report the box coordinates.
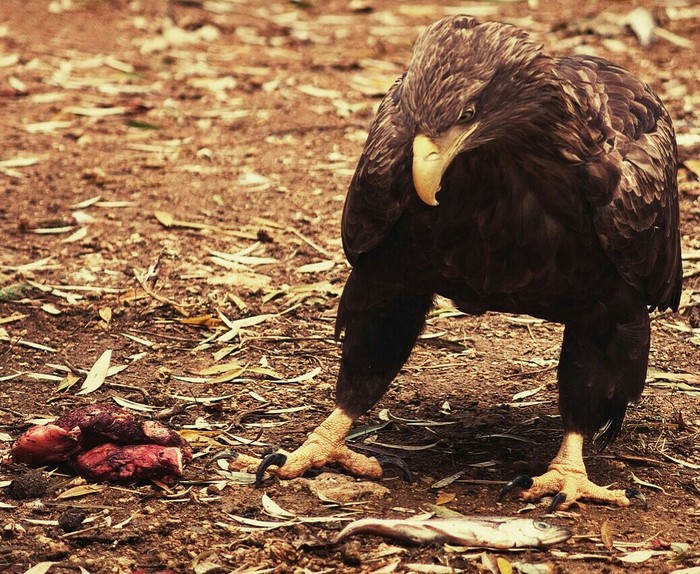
[304,472,391,503]
[58,508,87,532]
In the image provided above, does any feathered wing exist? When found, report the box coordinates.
[571,57,682,311]
[341,75,413,265]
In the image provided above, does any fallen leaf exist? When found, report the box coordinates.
[40,303,61,315]
[497,557,513,574]
[111,397,157,412]
[631,472,668,494]
[297,84,343,99]
[431,472,464,490]
[23,562,57,574]
[63,106,128,117]
[99,307,112,323]
[436,492,456,505]
[24,121,73,134]
[61,227,88,243]
[618,550,663,563]
[76,349,112,395]
[684,159,700,179]
[262,493,296,519]
[0,157,40,168]
[57,484,105,498]
[600,520,614,551]
[154,211,174,227]
[56,372,80,392]
[273,366,321,384]
[297,260,335,273]
[217,312,275,342]
[512,386,543,401]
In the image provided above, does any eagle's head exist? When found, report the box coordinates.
[402,16,559,205]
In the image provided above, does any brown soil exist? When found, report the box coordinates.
[1,1,699,573]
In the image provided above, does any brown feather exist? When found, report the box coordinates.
[337,15,681,443]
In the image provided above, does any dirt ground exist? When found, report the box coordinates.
[1,0,699,573]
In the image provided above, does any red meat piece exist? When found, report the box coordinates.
[10,424,82,464]
[55,404,191,460]
[73,443,184,484]
[11,404,191,469]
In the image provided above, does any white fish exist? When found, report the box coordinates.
[332,516,571,548]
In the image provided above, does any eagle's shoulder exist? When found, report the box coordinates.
[341,74,413,264]
[554,55,681,310]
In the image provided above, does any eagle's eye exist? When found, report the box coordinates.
[458,106,476,124]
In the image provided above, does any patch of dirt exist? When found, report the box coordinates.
[1,1,699,573]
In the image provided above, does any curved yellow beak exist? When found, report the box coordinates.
[412,123,479,206]
[412,135,443,206]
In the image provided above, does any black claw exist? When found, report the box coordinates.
[255,452,288,487]
[498,475,534,502]
[547,491,568,514]
[204,450,237,469]
[375,454,413,483]
[625,488,648,509]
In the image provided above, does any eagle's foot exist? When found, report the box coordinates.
[254,408,383,485]
[499,431,646,511]
[502,465,642,512]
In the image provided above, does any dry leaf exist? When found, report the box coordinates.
[207,367,249,384]
[56,372,80,392]
[71,195,102,209]
[262,493,296,519]
[297,260,335,273]
[62,227,88,243]
[273,366,321,384]
[180,314,222,328]
[217,312,274,342]
[684,159,700,178]
[435,492,456,505]
[198,361,246,376]
[618,550,662,563]
[95,201,136,208]
[431,472,463,490]
[64,106,128,117]
[154,210,174,227]
[76,349,112,395]
[57,484,105,498]
[32,225,75,235]
[208,271,272,290]
[24,121,73,134]
[631,471,668,494]
[497,557,513,574]
[122,333,155,347]
[625,7,656,46]
[0,157,40,168]
[23,563,57,574]
[111,397,157,412]
[402,566,459,574]
[297,84,343,99]
[600,520,614,550]
[512,386,543,401]
[0,313,27,325]
[99,307,112,323]
[170,393,236,404]
[40,304,61,315]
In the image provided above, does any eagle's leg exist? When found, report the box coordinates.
[502,304,650,510]
[256,279,433,482]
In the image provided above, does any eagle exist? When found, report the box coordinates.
[256,15,682,510]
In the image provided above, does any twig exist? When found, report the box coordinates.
[133,270,190,317]
[287,227,333,258]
